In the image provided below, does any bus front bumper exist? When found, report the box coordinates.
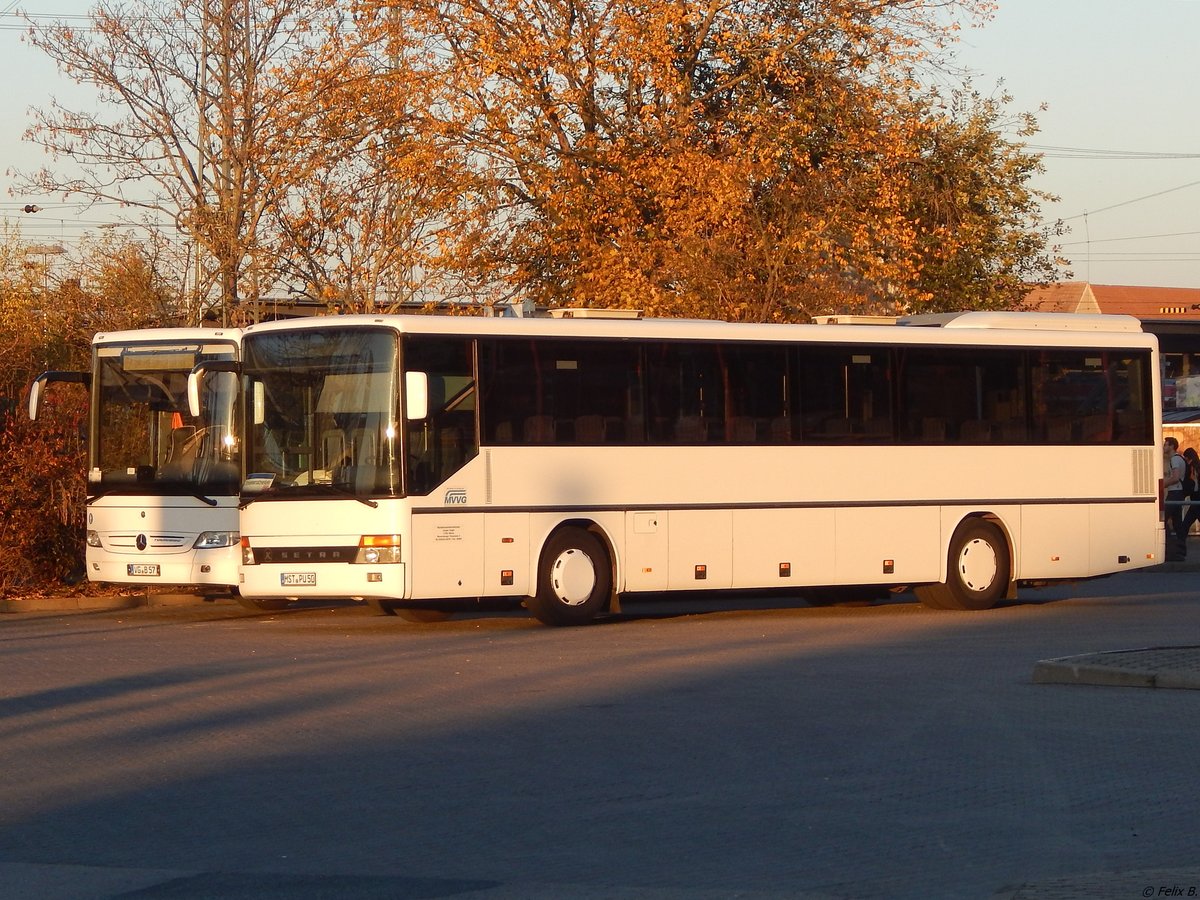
[239,564,407,601]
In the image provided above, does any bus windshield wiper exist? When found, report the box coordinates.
[238,485,280,509]
[320,482,379,508]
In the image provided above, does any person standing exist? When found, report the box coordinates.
[1180,447,1200,547]
[1164,437,1188,561]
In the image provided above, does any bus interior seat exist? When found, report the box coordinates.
[959,420,992,443]
[729,417,758,443]
[161,426,199,478]
[864,417,891,438]
[1079,414,1111,442]
[353,430,378,465]
[574,415,606,443]
[439,425,464,470]
[998,419,1028,441]
[769,417,793,443]
[524,415,556,443]
[1046,419,1075,443]
[821,417,855,440]
[321,430,346,469]
[921,417,947,441]
[675,416,706,442]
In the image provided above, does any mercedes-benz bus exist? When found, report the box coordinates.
[31,328,242,594]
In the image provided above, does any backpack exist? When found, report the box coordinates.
[1173,453,1192,495]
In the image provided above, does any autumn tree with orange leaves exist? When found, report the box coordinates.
[362,0,1058,319]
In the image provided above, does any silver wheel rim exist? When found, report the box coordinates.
[551,548,596,606]
[958,537,998,592]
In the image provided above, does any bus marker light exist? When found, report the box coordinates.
[501,570,514,585]
[502,537,514,544]
[779,563,791,577]
[695,565,707,580]
[1050,555,1061,562]
[367,573,382,583]
[883,559,895,574]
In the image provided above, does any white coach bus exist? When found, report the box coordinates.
[204,310,1162,625]
[31,328,242,593]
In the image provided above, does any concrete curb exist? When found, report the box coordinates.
[1033,646,1200,690]
[1,591,224,614]
[1,593,143,613]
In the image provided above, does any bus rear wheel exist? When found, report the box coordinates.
[917,519,1010,611]
[527,527,612,626]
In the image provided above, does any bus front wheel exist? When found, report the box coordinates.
[916,519,1010,611]
[527,527,612,626]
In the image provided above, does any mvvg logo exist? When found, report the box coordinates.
[444,489,468,506]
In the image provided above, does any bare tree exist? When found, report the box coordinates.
[16,0,353,323]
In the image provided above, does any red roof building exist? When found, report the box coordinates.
[1023,282,1200,321]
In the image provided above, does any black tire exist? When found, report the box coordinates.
[527,526,612,626]
[919,519,1010,611]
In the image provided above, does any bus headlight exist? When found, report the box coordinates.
[194,531,239,549]
[85,530,102,548]
[355,534,402,564]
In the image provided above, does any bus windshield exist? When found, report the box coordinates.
[92,341,239,496]
[241,328,402,497]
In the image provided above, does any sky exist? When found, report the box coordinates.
[1,0,1199,289]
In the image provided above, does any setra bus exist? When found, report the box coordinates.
[198,310,1163,625]
[31,328,243,594]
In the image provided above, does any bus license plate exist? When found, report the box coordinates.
[127,564,160,577]
[281,573,316,587]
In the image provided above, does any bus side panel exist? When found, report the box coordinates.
[835,506,941,585]
[1018,505,1091,579]
[483,512,531,597]
[1088,502,1160,574]
[732,508,836,588]
[668,509,733,590]
[624,510,669,592]
[410,514,485,599]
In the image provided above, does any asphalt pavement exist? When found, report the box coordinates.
[6,560,1200,692]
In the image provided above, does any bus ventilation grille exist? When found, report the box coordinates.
[1132,447,1154,495]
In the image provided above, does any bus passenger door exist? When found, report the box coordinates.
[624,511,668,592]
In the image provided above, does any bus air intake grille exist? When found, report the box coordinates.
[1132,447,1153,495]
[108,533,190,549]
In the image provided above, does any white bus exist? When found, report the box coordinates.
[31,328,242,594]
[208,310,1162,625]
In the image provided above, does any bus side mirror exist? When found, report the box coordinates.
[406,371,429,421]
[28,370,90,421]
[253,381,265,426]
[28,379,44,421]
[188,360,240,418]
